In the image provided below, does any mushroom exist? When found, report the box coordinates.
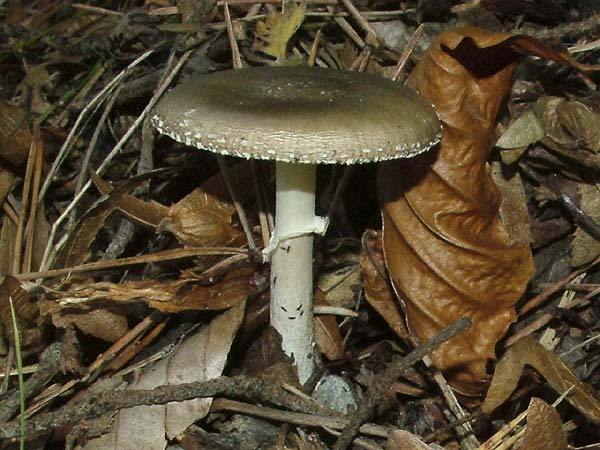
[152,65,441,384]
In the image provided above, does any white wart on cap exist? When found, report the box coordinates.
[151,65,441,164]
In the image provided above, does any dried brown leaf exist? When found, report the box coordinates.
[490,162,532,246]
[0,217,17,276]
[92,172,168,230]
[570,184,600,266]
[379,26,535,394]
[55,308,128,343]
[360,231,410,343]
[314,290,344,361]
[51,267,255,313]
[482,336,600,425]
[0,100,31,168]
[518,398,568,450]
[386,430,437,450]
[0,276,41,347]
[499,97,600,169]
[158,187,240,247]
[84,301,246,450]
[54,170,167,268]
[0,168,14,211]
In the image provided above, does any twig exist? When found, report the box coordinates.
[0,343,62,423]
[38,50,153,203]
[332,317,472,450]
[519,162,600,242]
[392,23,424,82]
[21,126,44,274]
[39,50,190,272]
[0,376,340,439]
[15,246,246,281]
[518,254,600,316]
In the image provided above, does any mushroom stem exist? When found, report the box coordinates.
[270,161,322,384]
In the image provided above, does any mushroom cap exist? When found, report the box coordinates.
[152,66,441,164]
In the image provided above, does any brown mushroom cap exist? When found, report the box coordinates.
[152,66,441,164]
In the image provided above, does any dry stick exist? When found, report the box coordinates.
[12,137,37,274]
[74,85,121,195]
[0,376,339,439]
[224,2,242,70]
[329,6,365,48]
[0,343,62,423]
[39,50,191,272]
[38,50,153,203]
[391,23,424,82]
[2,202,18,225]
[15,246,245,281]
[24,312,163,418]
[212,398,388,449]
[50,63,106,128]
[22,126,44,273]
[337,0,379,45]
[308,29,322,66]
[252,161,272,248]
[518,255,599,316]
[519,162,600,242]
[333,317,472,450]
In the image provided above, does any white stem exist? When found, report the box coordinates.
[270,161,320,384]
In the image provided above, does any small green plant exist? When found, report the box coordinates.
[9,296,26,450]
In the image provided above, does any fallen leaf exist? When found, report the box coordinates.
[16,63,53,114]
[379,26,535,394]
[570,183,600,267]
[498,97,600,169]
[482,336,600,425]
[92,172,169,230]
[254,1,306,60]
[0,100,32,169]
[49,267,255,313]
[0,276,41,348]
[496,110,545,150]
[54,169,168,268]
[314,290,344,361]
[490,162,532,246]
[50,307,129,343]
[158,187,240,247]
[386,430,437,450]
[0,217,17,276]
[84,301,246,450]
[360,230,410,343]
[518,398,568,450]
[0,167,14,210]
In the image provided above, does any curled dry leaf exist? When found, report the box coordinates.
[0,276,41,348]
[482,336,600,425]
[93,165,246,246]
[379,27,536,394]
[498,97,600,169]
[158,187,241,247]
[360,230,410,343]
[54,169,167,269]
[518,398,568,450]
[48,267,255,313]
[253,1,306,60]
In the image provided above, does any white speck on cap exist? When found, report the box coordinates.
[151,66,441,165]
